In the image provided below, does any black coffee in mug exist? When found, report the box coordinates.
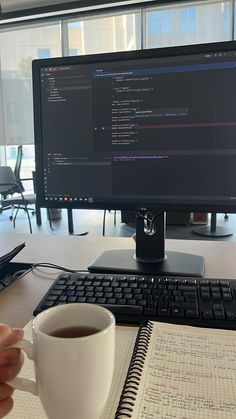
[49,326,100,338]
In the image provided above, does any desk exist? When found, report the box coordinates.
[0,233,236,327]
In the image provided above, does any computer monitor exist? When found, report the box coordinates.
[32,41,236,278]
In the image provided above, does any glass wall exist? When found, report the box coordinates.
[144,1,232,49]
[0,23,61,147]
[67,12,140,55]
[0,23,61,183]
[0,0,235,189]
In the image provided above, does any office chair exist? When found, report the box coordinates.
[0,166,33,233]
[14,145,24,192]
[14,145,36,214]
[0,145,35,215]
[102,210,117,236]
[0,146,22,214]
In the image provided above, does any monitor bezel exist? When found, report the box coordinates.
[33,40,236,214]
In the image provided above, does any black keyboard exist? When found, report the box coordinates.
[33,272,236,330]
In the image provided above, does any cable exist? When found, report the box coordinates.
[12,269,29,278]
[15,262,87,280]
[30,262,86,273]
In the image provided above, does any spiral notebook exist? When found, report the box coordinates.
[115,321,236,418]
[8,320,236,418]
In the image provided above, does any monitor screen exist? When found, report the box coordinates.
[33,41,236,214]
[32,41,236,277]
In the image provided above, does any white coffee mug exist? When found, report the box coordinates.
[8,303,115,419]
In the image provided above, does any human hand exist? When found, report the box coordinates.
[0,324,24,418]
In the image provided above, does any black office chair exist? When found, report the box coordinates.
[14,145,36,213]
[102,210,117,236]
[0,146,35,215]
[14,145,25,192]
[0,166,33,233]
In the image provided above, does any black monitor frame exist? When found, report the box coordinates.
[33,41,236,277]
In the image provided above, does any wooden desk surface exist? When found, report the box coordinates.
[0,233,236,328]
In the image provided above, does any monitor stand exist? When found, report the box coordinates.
[88,211,204,277]
[193,212,233,238]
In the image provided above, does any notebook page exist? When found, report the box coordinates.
[132,322,236,419]
[8,320,138,419]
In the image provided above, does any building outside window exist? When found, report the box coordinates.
[37,48,51,58]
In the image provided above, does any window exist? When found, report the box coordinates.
[69,48,78,56]
[0,23,61,188]
[37,48,51,58]
[182,7,196,34]
[67,11,141,55]
[0,23,61,146]
[145,1,232,49]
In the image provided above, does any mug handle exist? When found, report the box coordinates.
[7,338,38,396]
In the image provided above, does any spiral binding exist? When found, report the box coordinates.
[114,320,153,418]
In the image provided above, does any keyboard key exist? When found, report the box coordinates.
[50,290,64,296]
[96,298,106,304]
[222,293,232,302]
[58,296,67,302]
[172,308,185,317]
[68,297,77,303]
[158,308,170,317]
[184,294,197,302]
[212,293,221,301]
[174,296,184,302]
[213,304,224,311]
[54,285,67,291]
[77,297,86,303]
[42,300,54,308]
[211,287,221,293]
[202,310,214,319]
[210,280,219,285]
[172,302,197,309]
[214,310,225,320]
[87,297,96,303]
[117,299,126,305]
[107,298,116,304]
[226,311,236,320]
[46,295,58,301]
[200,280,209,285]
[186,309,198,318]
[178,285,196,291]
[85,292,94,297]
[144,307,156,316]
[172,290,181,296]
[101,304,143,315]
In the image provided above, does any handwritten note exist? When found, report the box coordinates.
[133,322,236,419]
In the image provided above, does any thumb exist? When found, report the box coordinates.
[0,325,24,348]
